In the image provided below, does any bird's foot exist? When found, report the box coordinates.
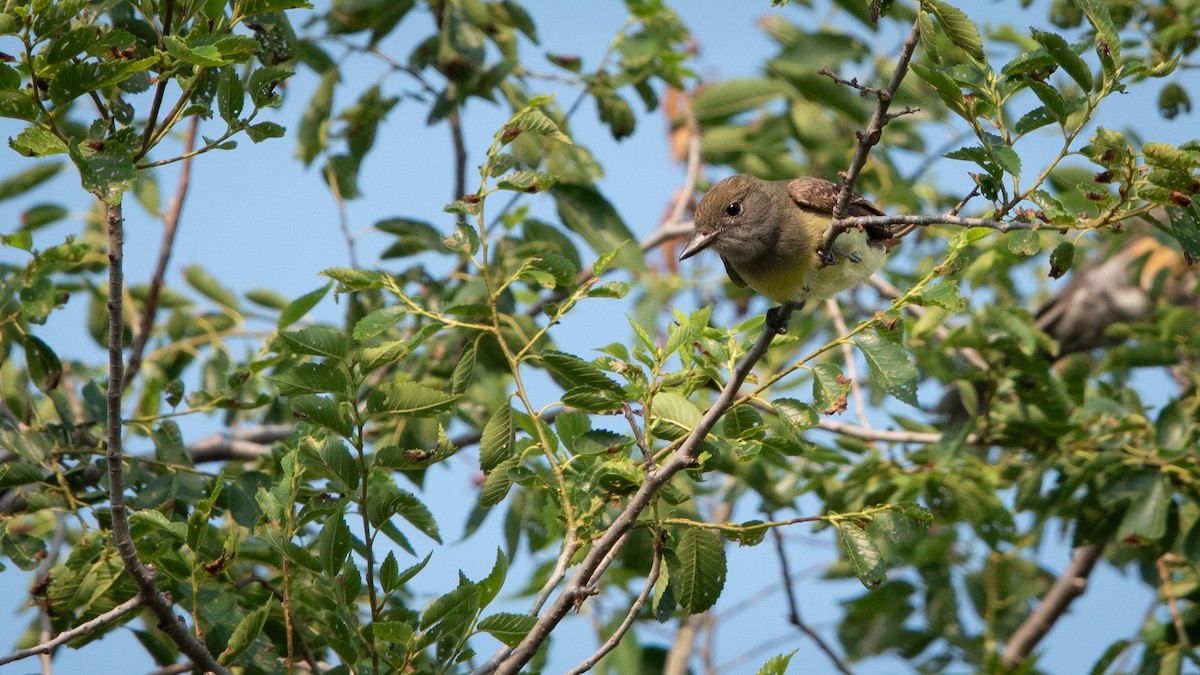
[831,246,862,264]
[766,302,805,334]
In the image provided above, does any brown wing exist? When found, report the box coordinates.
[721,256,747,288]
[786,177,894,243]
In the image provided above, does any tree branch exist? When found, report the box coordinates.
[0,596,145,667]
[770,521,854,675]
[565,532,664,675]
[104,201,228,674]
[820,17,923,262]
[484,305,797,674]
[124,115,198,391]
[1001,541,1104,669]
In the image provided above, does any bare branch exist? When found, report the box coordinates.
[0,595,145,667]
[770,521,854,675]
[104,201,228,674]
[1001,542,1105,669]
[125,115,198,391]
[565,532,664,675]
[824,298,870,428]
[1156,554,1192,650]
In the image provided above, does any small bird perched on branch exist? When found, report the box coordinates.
[678,173,901,331]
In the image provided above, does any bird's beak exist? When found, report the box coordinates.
[679,230,718,261]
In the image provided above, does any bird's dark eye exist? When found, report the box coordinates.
[725,201,742,217]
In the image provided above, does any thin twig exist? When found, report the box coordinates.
[125,115,199,391]
[824,298,870,428]
[1156,555,1192,650]
[622,403,654,467]
[0,595,145,667]
[820,18,924,262]
[1001,541,1104,669]
[565,532,665,675]
[769,519,854,675]
[104,202,228,674]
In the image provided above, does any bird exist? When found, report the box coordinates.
[678,173,899,331]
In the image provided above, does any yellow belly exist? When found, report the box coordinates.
[733,230,885,305]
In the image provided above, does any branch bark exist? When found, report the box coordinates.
[104,201,228,675]
[0,596,145,667]
[1001,541,1105,669]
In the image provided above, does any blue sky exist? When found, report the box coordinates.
[2,1,1198,673]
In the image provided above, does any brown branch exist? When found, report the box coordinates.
[837,212,1037,233]
[0,595,146,667]
[137,0,176,160]
[824,298,870,429]
[819,18,924,262]
[479,306,796,674]
[104,201,228,674]
[1156,554,1192,650]
[1001,541,1104,669]
[124,115,199,391]
[564,532,664,675]
[770,520,854,675]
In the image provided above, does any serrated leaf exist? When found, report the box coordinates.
[278,283,331,329]
[1048,241,1075,279]
[479,404,514,472]
[561,386,623,414]
[773,397,819,434]
[1015,106,1056,135]
[216,67,244,123]
[290,395,353,437]
[650,392,701,440]
[837,520,885,588]
[129,509,187,540]
[476,612,536,647]
[268,363,347,396]
[218,601,272,666]
[420,583,480,630]
[925,1,985,61]
[755,650,799,675]
[22,335,62,392]
[367,382,458,416]
[1031,29,1092,92]
[811,363,849,414]
[854,333,919,407]
[1079,0,1120,62]
[909,63,965,117]
[353,306,405,340]
[279,326,348,359]
[477,548,508,606]
[670,528,727,615]
[542,350,622,392]
[722,404,764,440]
[318,515,352,577]
[479,456,518,507]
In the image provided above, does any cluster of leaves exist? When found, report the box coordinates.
[2,0,1200,674]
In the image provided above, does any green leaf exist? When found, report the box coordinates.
[0,163,62,202]
[239,0,315,19]
[552,184,643,271]
[367,382,458,416]
[561,386,623,414]
[373,620,413,645]
[68,143,136,205]
[217,601,272,666]
[318,515,352,577]
[477,548,508,606]
[773,398,819,434]
[245,121,285,143]
[1117,475,1170,543]
[165,35,232,67]
[909,63,965,117]
[542,350,622,392]
[650,392,701,440]
[279,326,349,359]
[479,404,515,472]
[811,362,848,415]
[420,583,480,630]
[353,306,405,340]
[290,395,353,438]
[1015,106,1056,135]
[476,612,536,648]
[925,1,985,61]
[184,264,240,312]
[691,78,789,121]
[836,520,886,588]
[854,333,919,407]
[47,57,157,106]
[722,404,764,441]
[377,218,445,258]
[9,127,67,158]
[1079,0,1120,62]
[267,363,348,396]
[1160,203,1200,264]
[1031,29,1092,92]
[1048,241,1075,279]
[1007,229,1041,257]
[450,342,477,395]
[22,335,62,392]
[479,456,519,507]
[670,528,727,614]
[298,69,338,166]
[278,283,331,328]
[0,91,39,122]
[755,650,799,675]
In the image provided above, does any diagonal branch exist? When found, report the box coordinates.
[124,115,199,391]
[0,595,145,667]
[770,520,854,675]
[1001,541,1105,669]
[480,305,798,675]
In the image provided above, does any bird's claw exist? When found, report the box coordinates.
[767,306,789,334]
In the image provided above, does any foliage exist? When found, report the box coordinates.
[2,0,1200,674]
